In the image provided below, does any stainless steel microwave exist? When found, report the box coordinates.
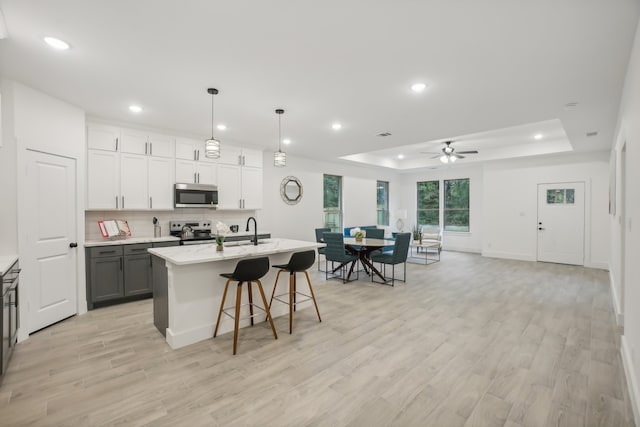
[174,183,218,208]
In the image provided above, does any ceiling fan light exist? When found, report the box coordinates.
[440,155,449,164]
[205,138,220,159]
[449,155,457,162]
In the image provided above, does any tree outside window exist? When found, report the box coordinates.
[323,174,342,232]
[444,178,470,231]
[376,181,389,226]
[417,181,439,227]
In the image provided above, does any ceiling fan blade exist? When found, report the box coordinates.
[429,155,442,159]
[420,151,441,155]
[452,154,465,159]
[456,150,478,154]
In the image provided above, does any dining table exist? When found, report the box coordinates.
[343,237,395,282]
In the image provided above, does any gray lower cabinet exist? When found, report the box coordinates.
[86,241,178,309]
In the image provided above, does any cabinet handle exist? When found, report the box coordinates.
[116,196,118,209]
[131,248,147,252]
[120,257,123,271]
[145,142,148,155]
[150,142,153,155]
[150,196,153,209]
[122,196,125,209]
[197,172,200,183]
[100,250,116,254]
[243,156,246,166]
[115,137,119,151]
[194,172,197,183]
[197,150,200,161]
[194,149,197,161]
[238,155,242,165]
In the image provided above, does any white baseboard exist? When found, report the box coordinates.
[481,250,537,262]
[443,246,481,254]
[621,336,640,426]
[585,260,609,270]
[609,270,624,327]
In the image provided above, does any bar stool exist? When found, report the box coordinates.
[268,250,322,334]
[213,257,278,355]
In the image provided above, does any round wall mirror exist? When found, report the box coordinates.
[280,176,303,205]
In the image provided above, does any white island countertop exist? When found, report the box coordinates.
[148,238,323,266]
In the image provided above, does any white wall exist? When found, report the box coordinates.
[0,78,17,255]
[613,18,640,425]
[12,82,87,337]
[261,155,400,241]
[399,164,484,253]
[482,152,610,268]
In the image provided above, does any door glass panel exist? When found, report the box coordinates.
[565,189,575,204]
[547,189,564,204]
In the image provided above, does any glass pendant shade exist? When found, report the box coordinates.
[440,154,449,163]
[205,138,220,159]
[274,150,286,167]
[274,108,286,167]
[205,88,221,159]
[449,155,457,162]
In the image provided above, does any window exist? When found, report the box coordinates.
[323,174,342,232]
[376,181,389,226]
[444,178,470,231]
[417,181,439,227]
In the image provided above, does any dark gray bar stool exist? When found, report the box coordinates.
[213,257,278,354]
[268,250,322,334]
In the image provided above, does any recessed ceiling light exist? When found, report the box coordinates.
[128,105,143,113]
[397,154,404,159]
[332,123,342,130]
[534,133,543,140]
[411,83,427,92]
[217,124,227,131]
[283,138,291,145]
[43,36,70,50]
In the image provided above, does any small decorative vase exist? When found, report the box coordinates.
[355,237,363,242]
[216,244,224,252]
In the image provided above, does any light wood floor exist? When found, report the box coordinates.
[0,252,635,426]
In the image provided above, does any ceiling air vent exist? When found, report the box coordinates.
[377,132,392,137]
[586,131,598,137]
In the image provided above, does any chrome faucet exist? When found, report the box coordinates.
[246,216,258,245]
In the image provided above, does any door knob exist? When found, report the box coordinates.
[538,227,545,231]
[69,242,78,248]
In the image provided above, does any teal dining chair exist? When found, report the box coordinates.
[323,232,359,283]
[369,232,411,286]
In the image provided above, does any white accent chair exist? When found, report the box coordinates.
[420,226,443,254]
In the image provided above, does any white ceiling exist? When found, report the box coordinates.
[0,1,638,169]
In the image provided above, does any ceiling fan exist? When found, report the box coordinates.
[423,141,479,163]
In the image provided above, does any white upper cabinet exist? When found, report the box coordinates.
[217,163,242,209]
[148,134,175,158]
[87,150,120,209]
[120,129,148,155]
[175,159,217,185]
[176,138,201,161]
[218,146,243,166]
[241,166,263,210]
[148,157,174,209]
[242,148,263,168]
[198,162,218,185]
[87,125,120,151]
[120,153,149,210]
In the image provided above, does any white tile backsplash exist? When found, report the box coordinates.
[85,209,261,240]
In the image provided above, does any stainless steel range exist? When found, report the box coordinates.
[169,220,215,245]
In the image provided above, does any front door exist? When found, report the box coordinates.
[23,150,78,333]
[537,182,585,265]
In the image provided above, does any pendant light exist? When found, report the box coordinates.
[205,88,221,159]
[274,108,286,167]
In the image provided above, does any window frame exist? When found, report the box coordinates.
[443,178,470,232]
[376,180,389,226]
[323,174,343,233]
[416,180,440,228]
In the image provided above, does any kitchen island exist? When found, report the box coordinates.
[148,238,323,349]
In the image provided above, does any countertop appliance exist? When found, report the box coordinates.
[174,183,218,208]
[170,220,215,245]
[1,259,19,379]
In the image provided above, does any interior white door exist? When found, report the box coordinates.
[537,182,585,265]
[24,150,78,332]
